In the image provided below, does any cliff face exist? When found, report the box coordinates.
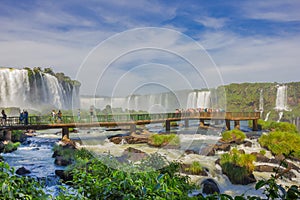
[219,82,300,121]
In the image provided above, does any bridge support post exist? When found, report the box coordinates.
[165,120,171,132]
[3,130,11,141]
[225,120,231,130]
[62,127,69,139]
[252,119,258,131]
[199,119,205,127]
[130,124,136,133]
[234,120,240,129]
[184,119,189,128]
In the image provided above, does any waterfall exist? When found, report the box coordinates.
[277,111,284,122]
[274,85,290,122]
[197,91,211,109]
[275,85,289,111]
[259,89,264,116]
[0,68,80,110]
[186,92,197,108]
[264,111,271,121]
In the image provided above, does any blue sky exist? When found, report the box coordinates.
[0,0,300,96]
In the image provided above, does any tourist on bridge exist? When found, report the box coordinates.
[1,110,7,125]
[19,110,24,124]
[51,110,56,123]
[24,110,29,125]
[77,109,81,122]
[57,110,62,123]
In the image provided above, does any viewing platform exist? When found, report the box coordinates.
[0,112,260,139]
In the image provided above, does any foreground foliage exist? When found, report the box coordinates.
[0,162,49,200]
[57,152,197,199]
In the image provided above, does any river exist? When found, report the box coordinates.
[2,120,298,198]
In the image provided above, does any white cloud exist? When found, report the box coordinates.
[195,17,227,29]
[241,0,300,21]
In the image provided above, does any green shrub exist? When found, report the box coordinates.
[221,129,246,143]
[57,153,196,199]
[148,134,180,147]
[220,148,256,174]
[3,142,20,153]
[11,130,25,142]
[259,149,266,156]
[257,120,298,133]
[259,131,300,158]
[184,161,203,175]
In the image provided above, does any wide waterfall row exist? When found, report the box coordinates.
[81,91,212,112]
[0,68,80,110]
[186,91,211,109]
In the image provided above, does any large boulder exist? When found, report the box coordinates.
[16,167,31,175]
[118,147,148,162]
[200,178,220,195]
[54,156,72,166]
[55,170,73,183]
[110,135,148,145]
[0,141,4,153]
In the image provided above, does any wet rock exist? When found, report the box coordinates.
[55,170,73,183]
[255,165,274,172]
[251,152,270,162]
[110,135,148,145]
[244,141,252,147]
[16,167,31,175]
[54,156,72,166]
[201,178,220,195]
[255,165,296,180]
[119,147,148,162]
[185,149,197,155]
[213,143,231,152]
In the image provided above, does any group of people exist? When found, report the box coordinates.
[51,110,63,123]
[19,110,29,125]
[175,107,225,114]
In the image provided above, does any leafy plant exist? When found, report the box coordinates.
[3,142,20,153]
[184,161,203,175]
[0,162,50,199]
[221,129,246,143]
[148,133,180,147]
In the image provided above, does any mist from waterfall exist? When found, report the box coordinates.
[0,68,80,110]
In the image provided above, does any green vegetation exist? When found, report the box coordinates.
[256,119,298,132]
[0,162,49,199]
[220,148,256,184]
[259,131,300,159]
[148,133,180,147]
[259,149,266,156]
[3,142,20,153]
[57,152,196,199]
[11,130,25,142]
[183,161,203,175]
[221,129,246,143]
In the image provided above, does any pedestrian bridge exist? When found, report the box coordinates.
[0,112,260,139]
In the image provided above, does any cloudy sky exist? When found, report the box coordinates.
[0,0,299,96]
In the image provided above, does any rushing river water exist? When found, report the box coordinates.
[2,121,299,198]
